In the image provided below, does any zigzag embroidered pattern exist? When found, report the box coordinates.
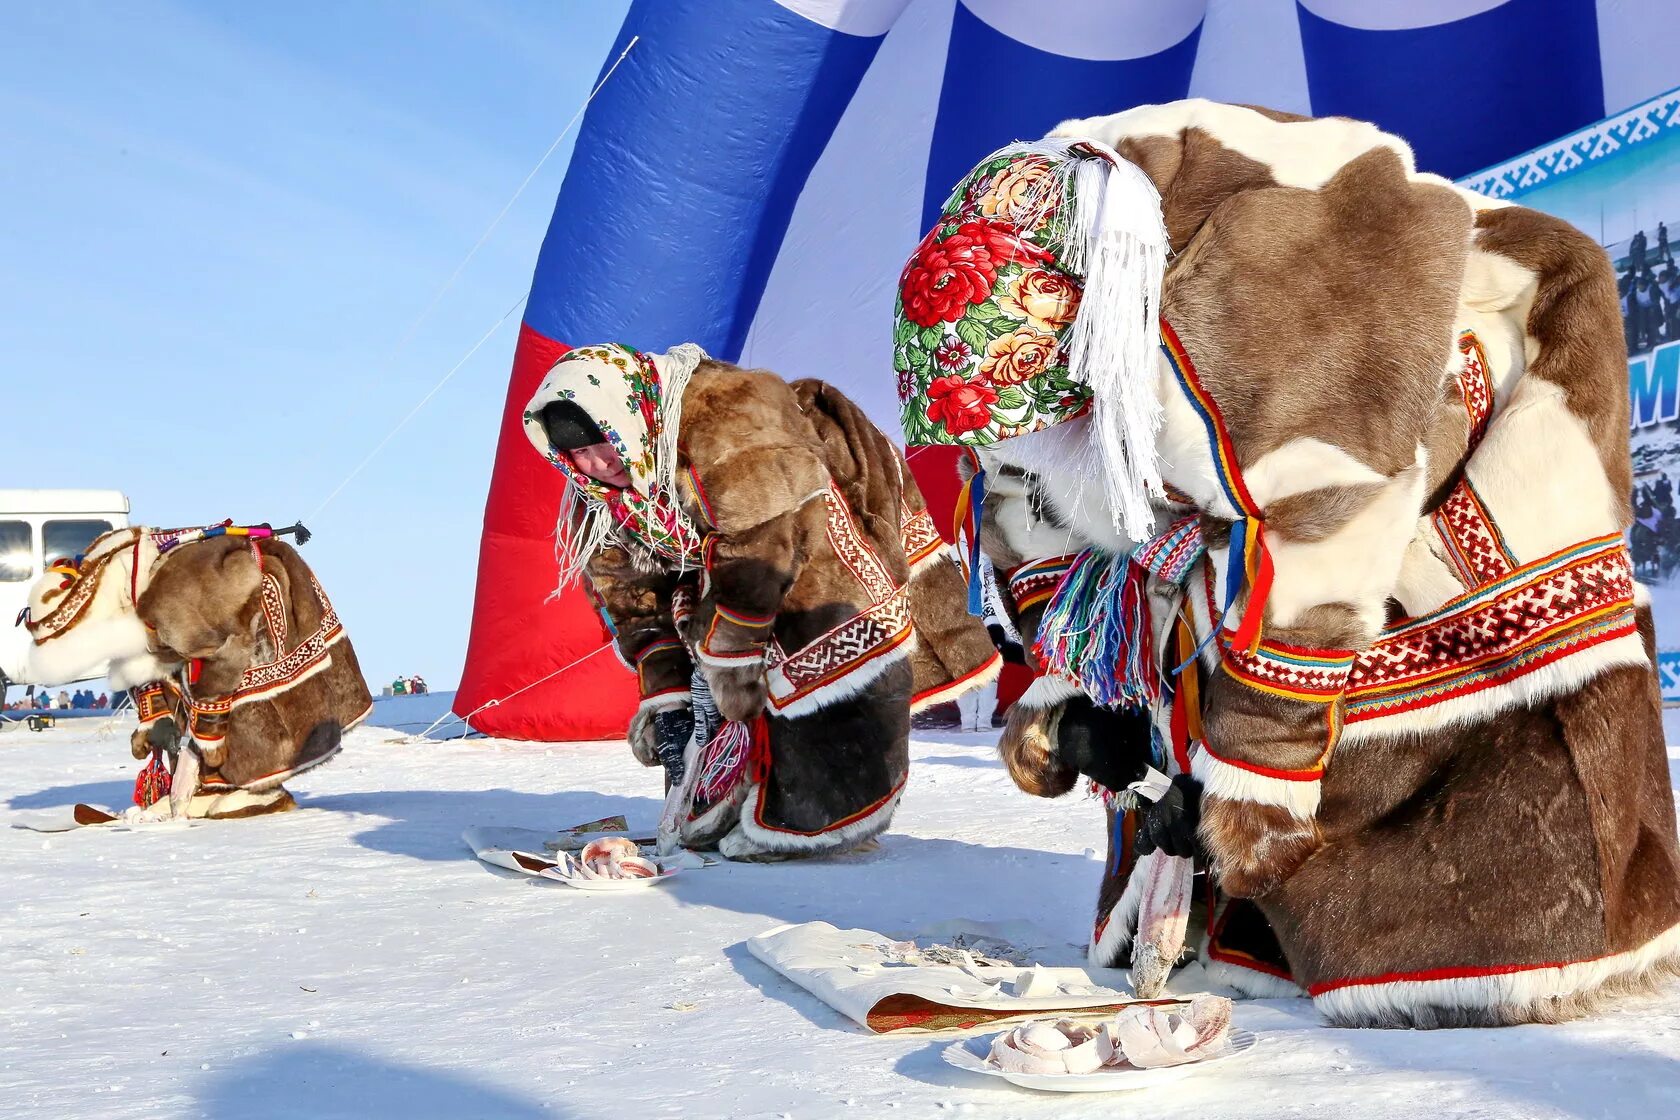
[762,485,912,710]
[823,484,897,604]
[1221,640,1356,703]
[1345,536,1636,719]
[23,528,141,642]
[1433,480,1518,587]
[1132,515,1204,585]
[899,506,944,568]
[234,575,346,703]
[1456,330,1494,445]
[765,592,911,708]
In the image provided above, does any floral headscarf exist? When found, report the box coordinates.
[894,138,1168,539]
[523,342,707,588]
[896,151,1091,444]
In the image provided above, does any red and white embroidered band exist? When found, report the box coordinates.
[1007,554,1081,613]
[1345,534,1635,722]
[1220,639,1356,704]
[900,506,945,571]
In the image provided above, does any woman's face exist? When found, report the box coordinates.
[570,441,631,488]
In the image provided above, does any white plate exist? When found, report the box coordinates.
[942,1028,1256,1093]
[539,866,681,891]
[464,827,684,888]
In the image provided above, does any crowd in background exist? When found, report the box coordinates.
[1621,221,1680,354]
[1633,472,1680,580]
[3,687,115,712]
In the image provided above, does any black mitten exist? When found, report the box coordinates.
[651,707,693,784]
[147,715,182,758]
[986,623,1026,666]
[1051,696,1153,793]
[1135,773,1202,859]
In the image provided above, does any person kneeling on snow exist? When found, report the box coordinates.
[525,343,1001,860]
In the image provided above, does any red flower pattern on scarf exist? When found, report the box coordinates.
[899,221,1051,327]
[925,374,999,436]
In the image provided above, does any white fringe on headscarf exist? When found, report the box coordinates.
[549,342,707,594]
[1062,143,1169,541]
[950,138,1169,540]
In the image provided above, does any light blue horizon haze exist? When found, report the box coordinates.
[2,1,632,694]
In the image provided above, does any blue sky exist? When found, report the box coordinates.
[2,1,630,690]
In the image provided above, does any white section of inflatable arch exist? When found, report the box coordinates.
[1596,0,1680,114]
[771,0,914,36]
[741,0,957,434]
[1189,0,1309,114]
[1295,0,1509,31]
[961,0,1207,61]
[741,0,1677,438]
[741,0,1318,435]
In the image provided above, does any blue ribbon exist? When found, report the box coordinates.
[965,467,988,617]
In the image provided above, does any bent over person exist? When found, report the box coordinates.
[524,343,999,860]
[20,523,371,820]
[895,99,1680,1027]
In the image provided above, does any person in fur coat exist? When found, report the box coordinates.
[20,524,371,819]
[524,343,1000,860]
[895,99,1680,1027]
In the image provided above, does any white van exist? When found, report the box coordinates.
[0,490,131,691]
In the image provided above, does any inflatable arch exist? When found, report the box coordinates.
[456,0,1667,740]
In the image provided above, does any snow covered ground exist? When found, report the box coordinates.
[3,721,1680,1120]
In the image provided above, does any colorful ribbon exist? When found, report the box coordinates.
[1160,320,1272,655]
[951,449,988,616]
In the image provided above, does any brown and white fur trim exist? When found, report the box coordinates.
[765,631,913,719]
[630,692,688,767]
[723,781,903,858]
[1310,920,1680,1029]
[910,650,1002,713]
[1016,673,1083,711]
[1191,746,1322,819]
[1201,954,1305,1000]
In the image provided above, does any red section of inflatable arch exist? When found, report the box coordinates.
[904,446,1030,711]
[454,324,640,741]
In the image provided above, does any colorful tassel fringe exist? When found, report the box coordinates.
[133,749,172,808]
[1034,549,1160,709]
[692,713,770,806]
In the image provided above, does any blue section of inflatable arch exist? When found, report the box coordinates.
[920,6,1203,226]
[522,0,885,359]
[1297,0,1605,178]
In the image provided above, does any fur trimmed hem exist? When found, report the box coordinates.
[1202,954,1305,999]
[1341,629,1649,744]
[637,692,689,714]
[344,701,373,732]
[197,740,342,795]
[1309,919,1680,1028]
[1191,747,1321,819]
[910,651,1002,714]
[143,785,298,820]
[730,780,904,856]
[767,635,912,719]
